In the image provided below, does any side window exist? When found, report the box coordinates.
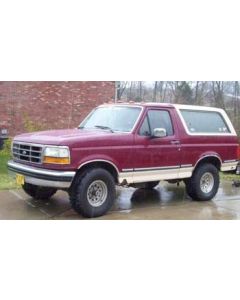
[148,110,174,136]
[139,116,151,136]
[180,110,230,134]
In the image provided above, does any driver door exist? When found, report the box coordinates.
[133,108,181,183]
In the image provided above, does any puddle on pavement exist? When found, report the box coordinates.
[113,180,240,213]
[215,181,240,200]
[22,190,71,217]
[3,179,240,219]
[113,182,190,212]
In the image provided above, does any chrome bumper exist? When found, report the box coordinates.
[7,160,76,189]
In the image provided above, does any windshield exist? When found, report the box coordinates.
[79,106,142,132]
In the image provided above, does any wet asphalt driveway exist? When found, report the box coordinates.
[1,181,240,220]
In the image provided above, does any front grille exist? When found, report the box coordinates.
[12,142,43,164]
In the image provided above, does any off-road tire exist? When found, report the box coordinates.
[185,163,219,201]
[144,181,159,189]
[22,183,57,200]
[70,168,116,218]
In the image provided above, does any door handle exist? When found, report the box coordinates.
[171,140,180,145]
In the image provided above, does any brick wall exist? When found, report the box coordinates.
[0,81,115,136]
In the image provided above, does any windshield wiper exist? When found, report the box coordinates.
[94,125,114,133]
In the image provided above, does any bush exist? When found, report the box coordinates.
[0,138,12,156]
[0,115,45,157]
[23,114,46,132]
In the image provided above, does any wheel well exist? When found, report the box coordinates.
[194,156,221,171]
[76,161,119,183]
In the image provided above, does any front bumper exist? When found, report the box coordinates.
[7,160,76,189]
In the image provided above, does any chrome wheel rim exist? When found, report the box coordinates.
[200,172,214,193]
[87,180,108,207]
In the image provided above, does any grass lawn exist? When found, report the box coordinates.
[221,172,239,181]
[0,154,18,190]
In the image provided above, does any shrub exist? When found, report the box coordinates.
[0,138,12,156]
[23,114,46,133]
[0,115,46,157]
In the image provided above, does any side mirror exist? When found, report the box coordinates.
[152,128,167,138]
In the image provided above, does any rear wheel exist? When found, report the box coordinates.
[185,163,219,201]
[70,168,116,218]
[22,183,57,200]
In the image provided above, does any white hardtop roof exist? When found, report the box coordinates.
[101,102,225,113]
[173,104,225,113]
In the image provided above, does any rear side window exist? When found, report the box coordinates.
[180,110,230,134]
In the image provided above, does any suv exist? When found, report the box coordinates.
[8,103,239,217]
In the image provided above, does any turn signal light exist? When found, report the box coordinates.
[43,156,70,164]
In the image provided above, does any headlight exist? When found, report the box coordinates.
[43,146,70,164]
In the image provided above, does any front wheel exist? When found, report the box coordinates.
[70,168,116,218]
[185,163,219,201]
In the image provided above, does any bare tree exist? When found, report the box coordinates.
[116,81,128,100]
[233,81,239,117]
[193,81,208,105]
[153,81,158,102]
[212,81,225,109]
[128,81,133,100]
[139,81,143,100]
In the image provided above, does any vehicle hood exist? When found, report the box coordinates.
[14,128,117,146]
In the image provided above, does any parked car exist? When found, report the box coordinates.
[8,103,239,217]
[236,163,240,175]
[0,128,8,150]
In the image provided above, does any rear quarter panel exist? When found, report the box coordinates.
[174,110,239,166]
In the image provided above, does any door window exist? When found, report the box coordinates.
[139,116,151,136]
[139,110,174,136]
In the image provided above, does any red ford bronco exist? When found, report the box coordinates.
[8,103,239,217]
